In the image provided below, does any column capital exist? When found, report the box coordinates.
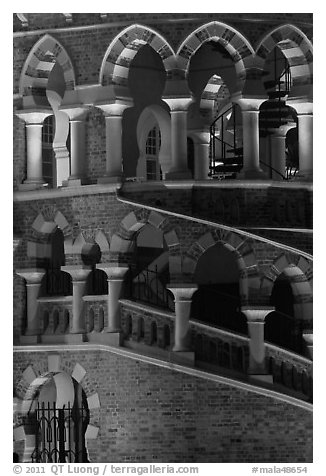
[163,97,193,112]
[287,101,312,115]
[95,100,133,117]
[167,283,198,301]
[232,97,265,112]
[16,268,45,284]
[61,265,92,281]
[270,122,296,138]
[15,109,52,124]
[60,105,89,121]
[241,306,275,322]
[96,264,129,280]
[189,130,210,144]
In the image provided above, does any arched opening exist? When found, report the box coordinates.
[138,317,145,341]
[265,271,302,353]
[145,124,162,181]
[42,228,72,297]
[187,137,195,178]
[163,324,171,349]
[122,43,167,177]
[98,307,104,332]
[130,224,170,309]
[26,373,90,463]
[191,242,247,333]
[83,243,108,296]
[150,321,158,345]
[87,308,94,333]
[42,115,55,187]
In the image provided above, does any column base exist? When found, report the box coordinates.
[18,180,47,191]
[62,177,89,187]
[170,351,195,366]
[237,168,269,180]
[87,331,122,347]
[20,335,41,344]
[248,373,274,384]
[41,333,85,344]
[98,175,122,184]
[165,170,192,180]
[292,170,313,182]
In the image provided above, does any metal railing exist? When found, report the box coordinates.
[127,265,173,310]
[30,401,89,463]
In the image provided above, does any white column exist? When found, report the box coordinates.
[236,99,267,180]
[270,124,296,180]
[96,265,129,332]
[61,265,92,333]
[287,102,313,182]
[163,98,193,180]
[61,107,88,186]
[16,269,46,336]
[297,113,313,180]
[15,111,51,190]
[242,306,274,379]
[167,284,198,351]
[192,131,210,180]
[96,102,132,183]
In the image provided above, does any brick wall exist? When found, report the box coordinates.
[13,349,313,463]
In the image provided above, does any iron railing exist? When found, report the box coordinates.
[127,265,173,310]
[30,402,89,463]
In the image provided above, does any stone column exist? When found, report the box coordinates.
[15,111,51,190]
[96,102,132,183]
[163,98,193,180]
[16,269,46,342]
[297,113,313,181]
[303,333,313,360]
[167,284,198,353]
[62,107,88,186]
[192,131,210,180]
[96,265,129,332]
[287,102,313,181]
[61,265,92,334]
[235,99,267,180]
[242,306,274,382]
[270,124,296,180]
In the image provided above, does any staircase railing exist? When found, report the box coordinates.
[127,265,173,310]
[209,104,242,178]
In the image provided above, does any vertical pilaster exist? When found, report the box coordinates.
[167,284,198,357]
[163,98,192,180]
[235,99,267,180]
[61,265,92,334]
[242,306,274,382]
[96,102,133,183]
[16,269,46,343]
[270,124,296,180]
[96,265,129,333]
[15,111,51,190]
[61,107,88,186]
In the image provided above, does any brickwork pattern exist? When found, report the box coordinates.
[13,349,312,463]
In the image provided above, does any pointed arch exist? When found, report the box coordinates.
[19,34,75,105]
[99,24,175,97]
[177,21,255,92]
[256,24,313,98]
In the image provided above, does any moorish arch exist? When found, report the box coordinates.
[19,34,75,108]
[183,229,262,304]
[177,21,255,95]
[110,209,181,276]
[99,24,176,99]
[136,104,172,179]
[255,24,313,100]
[13,357,100,463]
[261,253,313,322]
